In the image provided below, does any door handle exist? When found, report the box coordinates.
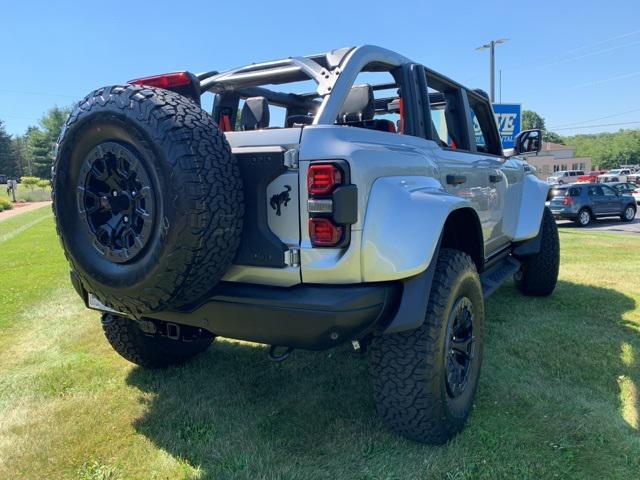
[446,174,467,185]
[489,174,503,183]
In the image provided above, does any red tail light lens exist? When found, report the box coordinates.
[562,196,573,206]
[309,218,342,247]
[308,164,342,195]
[129,72,193,89]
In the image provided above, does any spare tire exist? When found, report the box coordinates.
[53,85,243,316]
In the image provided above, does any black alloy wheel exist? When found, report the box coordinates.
[77,141,156,263]
[444,296,476,398]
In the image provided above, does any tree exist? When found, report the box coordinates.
[0,120,16,177]
[11,135,29,177]
[522,109,563,144]
[522,110,545,130]
[26,106,70,178]
[565,129,640,170]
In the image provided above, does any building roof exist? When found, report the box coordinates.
[543,142,572,151]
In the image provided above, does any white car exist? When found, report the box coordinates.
[598,169,631,183]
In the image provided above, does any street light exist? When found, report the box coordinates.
[476,38,508,103]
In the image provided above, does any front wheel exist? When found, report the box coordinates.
[575,208,592,227]
[370,249,484,444]
[515,207,560,297]
[102,314,214,368]
[621,204,636,222]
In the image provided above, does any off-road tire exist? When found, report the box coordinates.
[575,207,592,227]
[370,249,484,444]
[515,207,560,296]
[52,85,243,316]
[101,314,213,368]
[620,204,636,222]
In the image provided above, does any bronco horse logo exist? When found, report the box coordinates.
[270,185,291,216]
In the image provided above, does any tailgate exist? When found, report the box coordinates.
[221,129,302,287]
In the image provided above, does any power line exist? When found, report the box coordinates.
[565,28,640,54]
[550,108,640,129]
[553,121,640,131]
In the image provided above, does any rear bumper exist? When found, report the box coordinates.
[76,275,402,350]
[149,282,401,350]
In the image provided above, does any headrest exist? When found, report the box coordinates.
[241,97,270,130]
[338,84,374,123]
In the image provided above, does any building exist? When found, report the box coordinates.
[525,142,592,179]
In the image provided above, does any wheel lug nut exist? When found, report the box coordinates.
[123,216,129,223]
[112,190,118,197]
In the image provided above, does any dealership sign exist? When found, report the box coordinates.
[472,103,522,149]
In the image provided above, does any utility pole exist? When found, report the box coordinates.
[476,39,508,103]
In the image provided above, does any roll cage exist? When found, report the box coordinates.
[198,44,501,155]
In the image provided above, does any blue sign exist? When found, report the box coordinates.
[472,103,522,149]
[492,103,522,149]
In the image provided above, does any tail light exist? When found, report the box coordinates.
[309,218,343,246]
[128,71,200,104]
[308,164,342,195]
[563,196,573,206]
[307,161,356,248]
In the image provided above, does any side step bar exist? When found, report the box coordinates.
[480,255,521,298]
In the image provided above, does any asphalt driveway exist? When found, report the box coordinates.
[557,216,640,234]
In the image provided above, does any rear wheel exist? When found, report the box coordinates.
[370,249,484,444]
[101,314,214,368]
[621,204,636,222]
[575,208,591,227]
[515,207,560,297]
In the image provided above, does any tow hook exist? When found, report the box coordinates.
[166,322,181,340]
[268,345,294,362]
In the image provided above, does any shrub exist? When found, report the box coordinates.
[20,176,40,191]
[0,198,12,212]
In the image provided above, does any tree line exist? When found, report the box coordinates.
[522,109,640,170]
[0,106,70,179]
[1,107,639,179]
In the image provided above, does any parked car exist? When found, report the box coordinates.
[576,171,606,183]
[632,184,640,205]
[606,181,637,195]
[598,168,632,183]
[547,170,584,184]
[548,183,637,226]
[51,45,558,444]
[627,171,640,184]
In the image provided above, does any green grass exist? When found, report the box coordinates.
[0,209,639,479]
[1,184,51,203]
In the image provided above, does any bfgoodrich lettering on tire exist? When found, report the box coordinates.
[370,249,484,444]
[52,85,243,316]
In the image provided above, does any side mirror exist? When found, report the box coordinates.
[514,129,542,155]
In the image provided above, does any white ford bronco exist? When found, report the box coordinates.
[53,45,559,444]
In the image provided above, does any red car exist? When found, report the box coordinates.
[576,171,606,183]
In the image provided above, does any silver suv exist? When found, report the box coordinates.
[52,45,559,444]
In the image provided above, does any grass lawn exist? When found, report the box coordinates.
[0,184,52,203]
[0,208,639,479]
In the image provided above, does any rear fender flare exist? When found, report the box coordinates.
[361,176,474,282]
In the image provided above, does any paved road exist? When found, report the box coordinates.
[0,201,51,223]
[557,216,640,234]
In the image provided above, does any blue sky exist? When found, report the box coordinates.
[1,0,639,137]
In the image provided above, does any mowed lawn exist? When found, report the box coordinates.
[0,207,639,480]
